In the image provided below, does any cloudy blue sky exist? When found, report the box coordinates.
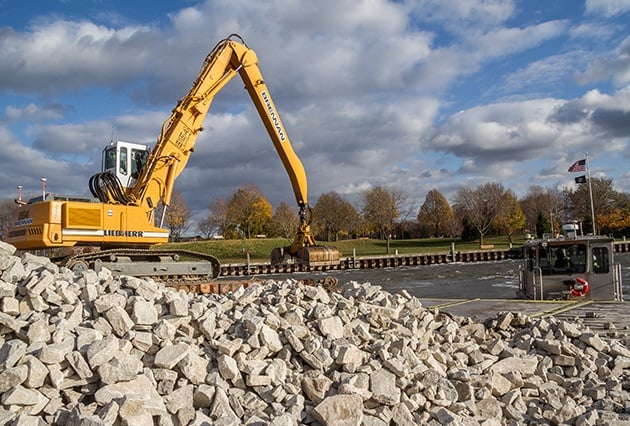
[0,0,629,227]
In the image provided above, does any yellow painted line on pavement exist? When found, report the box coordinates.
[429,298,481,309]
[531,300,594,318]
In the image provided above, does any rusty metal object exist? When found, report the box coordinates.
[294,246,341,267]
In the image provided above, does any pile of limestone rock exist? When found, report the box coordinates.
[0,240,629,425]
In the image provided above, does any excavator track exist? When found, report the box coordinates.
[60,249,339,295]
[61,249,221,292]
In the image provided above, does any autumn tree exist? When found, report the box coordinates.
[444,213,463,239]
[563,177,624,235]
[269,202,299,240]
[459,215,478,242]
[197,217,214,239]
[361,186,405,253]
[226,184,272,238]
[445,203,466,239]
[0,198,18,241]
[201,197,232,238]
[345,203,364,239]
[453,182,507,247]
[535,212,551,237]
[158,189,191,241]
[520,185,564,236]
[598,184,630,237]
[493,190,525,247]
[417,189,453,238]
[598,202,630,236]
[396,219,421,239]
[313,191,357,241]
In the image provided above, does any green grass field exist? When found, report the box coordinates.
[164,235,526,264]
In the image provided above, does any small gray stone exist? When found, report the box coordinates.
[94,375,167,416]
[66,351,94,380]
[21,355,49,388]
[318,316,344,339]
[193,384,216,408]
[38,338,74,364]
[164,384,194,414]
[86,334,119,369]
[132,298,159,325]
[312,394,363,426]
[0,364,28,393]
[370,368,400,405]
[218,354,240,380]
[97,352,143,384]
[260,324,283,353]
[208,387,237,419]
[104,305,135,337]
[0,241,17,255]
[1,258,26,284]
[489,356,538,377]
[154,343,190,369]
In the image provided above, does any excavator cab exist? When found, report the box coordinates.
[102,141,150,189]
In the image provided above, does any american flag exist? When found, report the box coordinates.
[568,159,586,172]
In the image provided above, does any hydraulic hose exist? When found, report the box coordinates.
[89,171,134,204]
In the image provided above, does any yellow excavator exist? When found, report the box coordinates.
[6,34,341,281]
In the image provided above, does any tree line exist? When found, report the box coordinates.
[2,177,629,247]
[191,177,630,248]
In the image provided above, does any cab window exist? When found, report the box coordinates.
[592,247,609,273]
[131,149,148,179]
[119,147,128,175]
[540,243,587,275]
[104,147,117,170]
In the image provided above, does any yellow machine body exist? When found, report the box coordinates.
[8,198,168,250]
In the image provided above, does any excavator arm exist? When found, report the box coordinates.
[127,35,305,210]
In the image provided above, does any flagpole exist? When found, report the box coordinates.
[586,152,596,235]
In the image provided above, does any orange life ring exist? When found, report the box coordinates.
[571,277,590,297]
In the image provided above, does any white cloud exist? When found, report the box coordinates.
[4,103,65,122]
[409,0,516,33]
[570,22,616,40]
[576,36,630,86]
[0,125,92,200]
[0,19,156,93]
[466,20,568,59]
[1,0,629,218]
[495,52,589,96]
[585,0,630,17]
[427,98,565,161]
[424,84,630,197]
